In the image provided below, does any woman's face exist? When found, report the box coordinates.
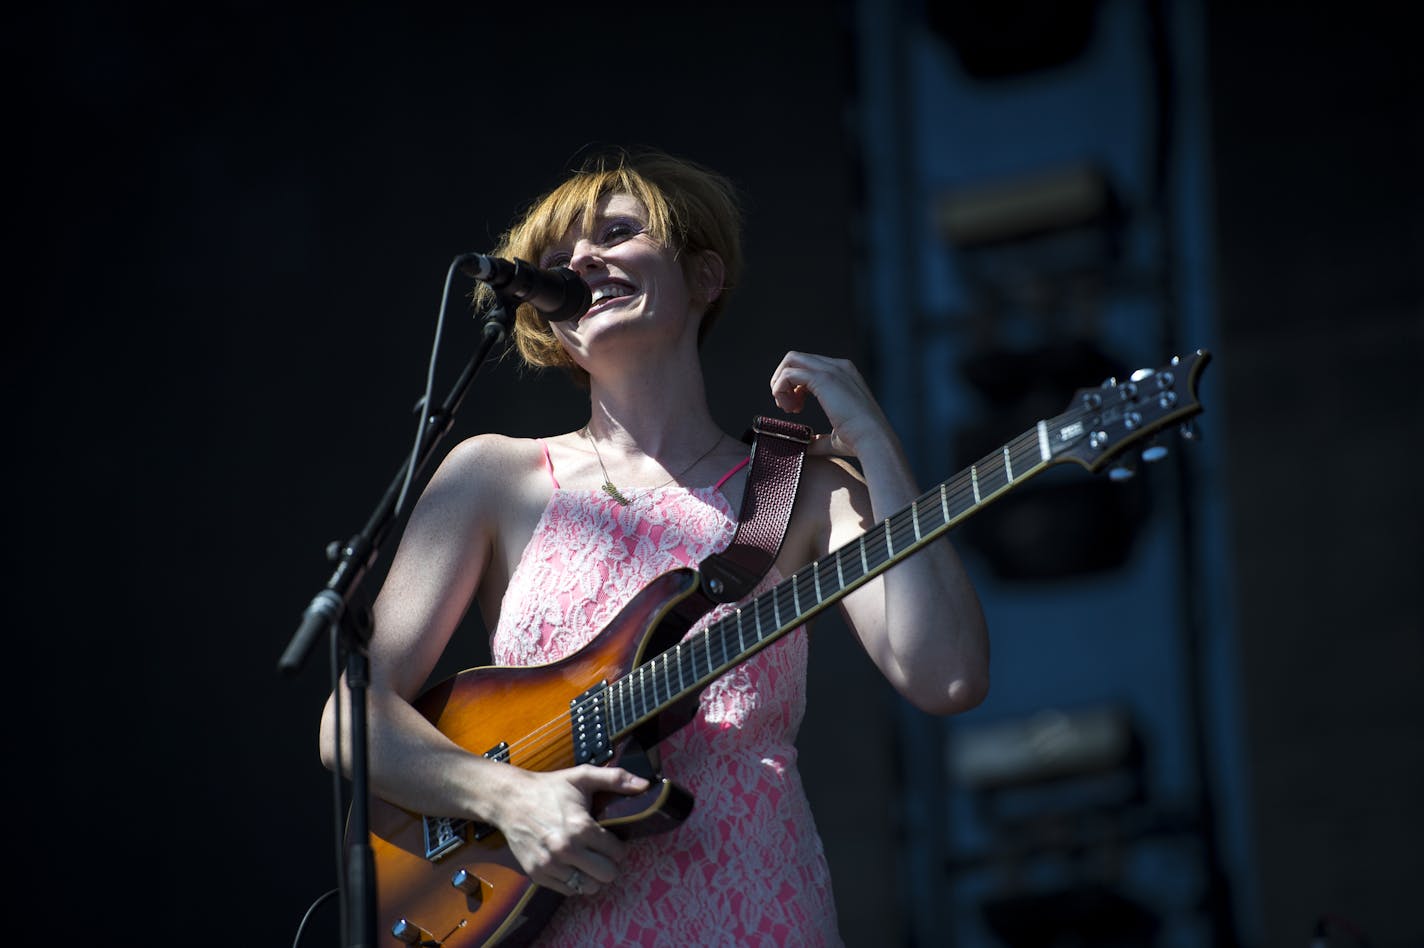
[538,192,700,366]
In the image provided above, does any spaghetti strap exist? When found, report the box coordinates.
[538,439,561,489]
[712,456,750,491]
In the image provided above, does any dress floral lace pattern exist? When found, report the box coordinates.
[491,482,843,946]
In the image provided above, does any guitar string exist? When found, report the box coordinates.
[475,395,1139,773]
[591,381,1191,742]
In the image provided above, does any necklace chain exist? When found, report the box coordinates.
[583,427,725,506]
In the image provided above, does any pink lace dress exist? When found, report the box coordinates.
[489,442,843,947]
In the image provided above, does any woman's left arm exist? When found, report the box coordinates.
[771,351,990,715]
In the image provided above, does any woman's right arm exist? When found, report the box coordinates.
[316,435,645,896]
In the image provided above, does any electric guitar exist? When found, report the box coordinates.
[365,350,1212,946]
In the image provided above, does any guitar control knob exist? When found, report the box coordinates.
[392,918,440,945]
[1123,411,1143,430]
[452,868,485,902]
[1083,391,1103,410]
[1089,430,1110,450]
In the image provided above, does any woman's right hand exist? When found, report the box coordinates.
[493,764,651,897]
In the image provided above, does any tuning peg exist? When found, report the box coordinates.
[1108,455,1139,481]
[1141,439,1169,463]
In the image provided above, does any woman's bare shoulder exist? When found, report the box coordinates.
[800,453,869,501]
[436,432,551,480]
[410,433,562,522]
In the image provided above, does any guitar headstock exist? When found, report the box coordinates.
[1046,349,1211,473]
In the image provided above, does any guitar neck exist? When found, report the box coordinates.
[601,348,1208,740]
[602,421,1054,739]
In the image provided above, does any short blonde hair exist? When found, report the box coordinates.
[479,148,743,386]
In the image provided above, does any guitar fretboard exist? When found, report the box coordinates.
[603,421,1058,737]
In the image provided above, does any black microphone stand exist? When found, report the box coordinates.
[277,279,520,948]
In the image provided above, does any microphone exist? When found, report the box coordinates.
[459,254,591,322]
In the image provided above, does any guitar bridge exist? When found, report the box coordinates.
[423,815,465,863]
[422,741,510,859]
[572,682,613,765]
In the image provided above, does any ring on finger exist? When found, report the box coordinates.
[566,868,584,894]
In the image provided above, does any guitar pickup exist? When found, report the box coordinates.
[572,682,613,765]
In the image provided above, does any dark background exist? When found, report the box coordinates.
[10,2,1421,947]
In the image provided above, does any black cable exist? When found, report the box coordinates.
[291,887,340,948]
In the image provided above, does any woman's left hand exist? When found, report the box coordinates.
[769,351,897,458]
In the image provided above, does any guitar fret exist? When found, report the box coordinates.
[636,665,647,718]
[940,483,950,525]
[736,608,746,654]
[676,644,686,694]
[754,603,764,642]
[772,587,782,629]
[791,574,801,617]
[703,627,713,675]
[971,465,981,503]
[859,537,869,577]
[885,520,895,557]
[812,560,823,602]
[1037,420,1050,461]
[835,549,845,588]
[1003,445,1014,481]
[891,516,913,558]
[912,501,921,541]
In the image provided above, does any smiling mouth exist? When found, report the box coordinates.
[584,283,637,317]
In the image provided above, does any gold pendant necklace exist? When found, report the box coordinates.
[584,427,725,506]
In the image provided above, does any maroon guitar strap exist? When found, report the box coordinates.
[698,415,812,604]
